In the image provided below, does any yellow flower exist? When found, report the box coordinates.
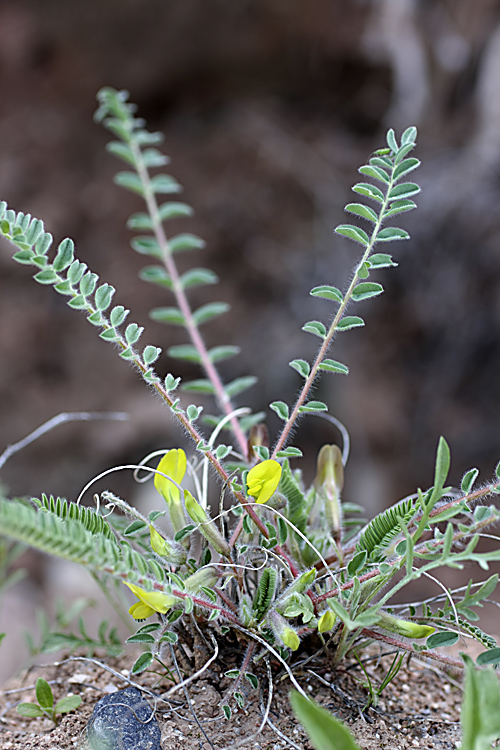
[154,449,186,505]
[246,459,282,504]
[124,582,178,620]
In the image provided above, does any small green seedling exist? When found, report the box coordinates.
[17,677,82,727]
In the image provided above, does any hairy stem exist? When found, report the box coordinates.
[131,141,248,458]
[272,171,398,458]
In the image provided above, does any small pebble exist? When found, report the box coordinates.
[84,686,161,750]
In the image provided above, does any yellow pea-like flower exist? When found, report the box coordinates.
[246,459,282,504]
[124,582,179,620]
[154,448,186,505]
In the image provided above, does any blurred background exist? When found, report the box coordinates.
[1,0,500,681]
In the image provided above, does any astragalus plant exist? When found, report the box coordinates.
[1,88,500,717]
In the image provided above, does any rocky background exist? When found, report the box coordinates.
[1,0,500,680]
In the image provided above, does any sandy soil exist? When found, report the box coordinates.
[0,637,464,750]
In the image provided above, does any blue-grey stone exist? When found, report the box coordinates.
[84,686,161,750]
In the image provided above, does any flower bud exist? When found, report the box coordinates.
[277,568,316,608]
[184,490,231,559]
[317,609,336,634]
[247,423,269,461]
[149,525,186,565]
[184,566,219,593]
[269,611,301,652]
[376,611,435,639]
[314,444,343,541]
[282,627,300,651]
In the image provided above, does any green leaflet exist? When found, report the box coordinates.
[34,495,116,541]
